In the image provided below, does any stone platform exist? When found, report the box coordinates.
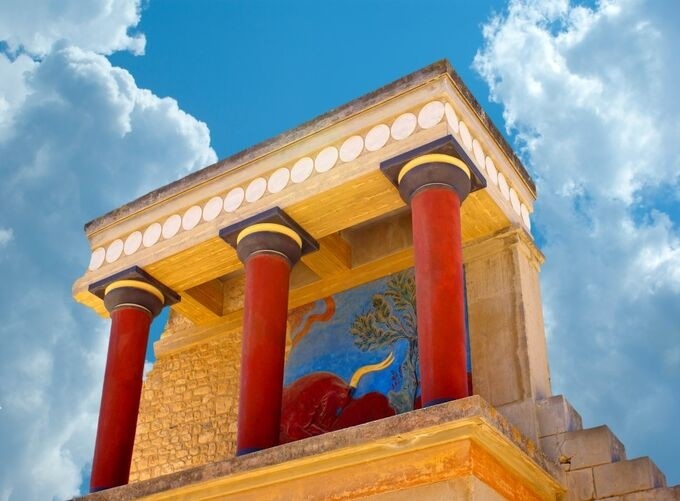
[78,396,564,500]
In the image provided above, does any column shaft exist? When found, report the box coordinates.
[411,186,469,406]
[237,252,291,455]
[90,306,151,491]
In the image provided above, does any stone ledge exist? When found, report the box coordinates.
[540,426,626,470]
[537,395,583,438]
[594,457,666,499]
[77,396,564,500]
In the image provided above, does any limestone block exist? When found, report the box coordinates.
[497,399,540,444]
[567,469,595,501]
[465,227,552,408]
[621,486,680,500]
[129,327,242,482]
[365,477,474,500]
[539,426,626,470]
[536,395,583,438]
[593,457,666,499]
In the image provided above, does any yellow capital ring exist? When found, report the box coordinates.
[397,154,471,184]
[104,280,165,303]
[236,223,303,248]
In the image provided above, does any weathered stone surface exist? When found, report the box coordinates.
[537,395,583,438]
[620,486,680,500]
[364,477,509,500]
[566,469,595,501]
[497,399,540,444]
[465,227,551,409]
[128,311,241,482]
[593,457,666,499]
[540,426,625,470]
[77,396,564,501]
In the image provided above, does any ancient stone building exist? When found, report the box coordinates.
[74,61,679,500]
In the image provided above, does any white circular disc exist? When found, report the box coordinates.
[291,157,314,183]
[224,187,245,213]
[88,247,106,271]
[520,204,532,229]
[143,223,162,247]
[485,156,498,185]
[267,167,290,193]
[390,113,417,140]
[105,239,124,263]
[498,173,510,200]
[444,103,460,134]
[339,135,364,162]
[365,124,390,152]
[182,205,202,230]
[315,146,339,173]
[418,101,445,129]
[459,121,473,151]
[245,177,267,202]
[161,214,181,239]
[203,196,223,221]
[124,231,143,255]
[472,139,485,168]
[509,188,521,214]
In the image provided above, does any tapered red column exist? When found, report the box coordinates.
[235,223,302,455]
[398,154,472,407]
[90,280,164,492]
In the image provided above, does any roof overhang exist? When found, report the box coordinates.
[73,60,536,339]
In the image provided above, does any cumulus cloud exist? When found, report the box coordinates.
[0,0,145,57]
[475,0,679,480]
[0,2,216,499]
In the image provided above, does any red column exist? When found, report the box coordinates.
[90,281,164,492]
[398,155,472,407]
[235,224,302,455]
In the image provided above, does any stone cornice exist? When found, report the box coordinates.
[74,61,538,321]
[84,60,534,238]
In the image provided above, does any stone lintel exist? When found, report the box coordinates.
[219,207,319,257]
[379,135,486,194]
[78,396,564,501]
[88,266,180,306]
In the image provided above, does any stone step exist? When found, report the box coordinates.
[540,425,626,470]
[536,394,583,437]
[593,457,667,499]
[617,485,680,500]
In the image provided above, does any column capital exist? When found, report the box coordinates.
[380,135,486,204]
[88,266,180,317]
[220,207,319,265]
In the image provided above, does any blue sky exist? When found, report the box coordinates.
[0,1,678,499]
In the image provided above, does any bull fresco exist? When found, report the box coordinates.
[281,269,419,443]
[280,268,471,443]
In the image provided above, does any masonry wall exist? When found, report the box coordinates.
[129,316,241,482]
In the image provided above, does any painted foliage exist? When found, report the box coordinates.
[280,269,421,443]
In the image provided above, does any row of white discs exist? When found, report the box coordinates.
[89,100,531,271]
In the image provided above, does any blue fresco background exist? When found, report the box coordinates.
[284,267,473,410]
[284,273,410,402]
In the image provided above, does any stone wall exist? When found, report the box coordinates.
[129,315,241,482]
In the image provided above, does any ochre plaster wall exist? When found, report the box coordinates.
[129,316,241,482]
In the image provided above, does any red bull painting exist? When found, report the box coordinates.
[281,268,471,443]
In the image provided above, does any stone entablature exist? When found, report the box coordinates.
[73,61,536,325]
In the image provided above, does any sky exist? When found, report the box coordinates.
[0,0,678,499]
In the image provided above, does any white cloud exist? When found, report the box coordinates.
[0,228,12,248]
[0,4,216,499]
[475,0,679,480]
[0,0,145,57]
